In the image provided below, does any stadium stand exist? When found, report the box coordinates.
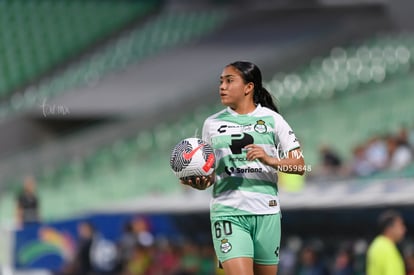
[0,8,228,118]
[0,0,159,101]
[264,33,414,109]
[0,6,232,222]
[1,32,413,222]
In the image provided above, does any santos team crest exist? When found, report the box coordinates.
[220,238,232,253]
[254,120,267,134]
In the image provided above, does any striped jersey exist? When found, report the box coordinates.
[202,104,300,217]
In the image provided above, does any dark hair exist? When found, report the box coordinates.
[228,61,279,113]
[378,210,401,233]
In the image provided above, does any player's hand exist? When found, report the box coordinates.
[180,173,216,190]
[244,144,274,166]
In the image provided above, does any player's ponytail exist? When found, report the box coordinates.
[228,61,279,113]
[254,85,279,113]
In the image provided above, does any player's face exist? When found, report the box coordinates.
[219,66,251,108]
[391,217,406,242]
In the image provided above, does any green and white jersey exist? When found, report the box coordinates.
[202,104,300,217]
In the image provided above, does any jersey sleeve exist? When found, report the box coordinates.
[275,115,300,152]
[202,119,211,144]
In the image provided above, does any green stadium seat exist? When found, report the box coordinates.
[262,32,414,111]
[0,8,228,117]
[0,0,159,102]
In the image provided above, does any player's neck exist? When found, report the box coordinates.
[231,101,257,115]
[382,233,397,243]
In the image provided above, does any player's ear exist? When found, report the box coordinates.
[244,82,254,96]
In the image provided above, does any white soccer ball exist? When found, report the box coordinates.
[170,138,216,179]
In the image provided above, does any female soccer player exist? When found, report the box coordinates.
[182,61,305,275]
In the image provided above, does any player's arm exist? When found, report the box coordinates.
[245,146,305,175]
[248,114,306,175]
[271,148,305,175]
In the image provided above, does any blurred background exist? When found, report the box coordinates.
[0,0,413,274]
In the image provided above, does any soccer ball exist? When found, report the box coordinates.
[170,138,215,180]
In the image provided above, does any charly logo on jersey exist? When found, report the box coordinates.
[225,166,263,176]
[220,239,232,253]
[217,125,227,133]
[254,120,267,134]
